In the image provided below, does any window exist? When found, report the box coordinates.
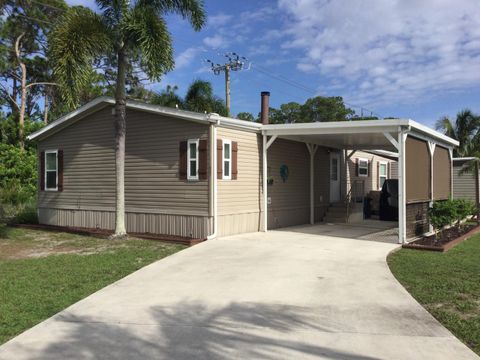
[378,162,387,189]
[187,139,199,180]
[358,158,369,177]
[223,139,231,180]
[331,157,338,181]
[45,150,58,191]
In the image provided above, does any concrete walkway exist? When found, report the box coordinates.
[0,225,478,360]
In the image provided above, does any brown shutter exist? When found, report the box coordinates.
[355,158,359,177]
[217,139,223,180]
[179,141,187,180]
[232,141,238,180]
[40,151,45,191]
[377,161,380,188]
[198,139,208,180]
[368,159,372,177]
[58,150,64,191]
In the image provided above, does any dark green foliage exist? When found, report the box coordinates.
[264,96,355,124]
[0,143,37,205]
[151,80,228,116]
[429,199,475,232]
[236,112,255,121]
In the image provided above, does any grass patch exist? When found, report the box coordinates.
[388,234,480,355]
[0,225,185,344]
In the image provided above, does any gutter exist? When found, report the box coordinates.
[207,114,220,240]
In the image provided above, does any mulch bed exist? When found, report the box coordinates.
[10,223,205,246]
[403,224,480,252]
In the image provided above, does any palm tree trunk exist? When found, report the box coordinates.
[15,33,26,150]
[113,47,127,238]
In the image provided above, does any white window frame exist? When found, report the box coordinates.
[358,157,369,177]
[222,139,232,180]
[378,161,388,189]
[187,139,199,181]
[44,149,58,191]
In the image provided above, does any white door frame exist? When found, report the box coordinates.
[330,151,341,203]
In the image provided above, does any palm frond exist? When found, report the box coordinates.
[136,0,206,31]
[49,7,112,108]
[123,7,174,80]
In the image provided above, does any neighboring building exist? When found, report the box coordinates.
[346,150,398,196]
[453,157,479,204]
[28,95,458,243]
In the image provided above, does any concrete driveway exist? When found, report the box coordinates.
[0,225,478,360]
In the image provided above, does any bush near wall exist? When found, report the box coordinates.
[429,199,475,233]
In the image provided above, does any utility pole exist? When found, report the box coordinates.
[206,53,249,117]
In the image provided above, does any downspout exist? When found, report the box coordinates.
[207,116,219,240]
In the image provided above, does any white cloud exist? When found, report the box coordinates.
[175,47,204,70]
[203,35,229,49]
[208,13,233,27]
[278,0,480,107]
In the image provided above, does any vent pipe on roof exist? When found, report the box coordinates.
[260,91,270,125]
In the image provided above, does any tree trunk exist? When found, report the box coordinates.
[43,91,49,124]
[112,47,127,238]
[15,33,26,150]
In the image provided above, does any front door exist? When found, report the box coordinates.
[330,152,340,202]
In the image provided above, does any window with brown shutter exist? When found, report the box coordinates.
[232,141,238,180]
[217,139,223,180]
[58,150,64,192]
[198,139,208,180]
[179,141,187,180]
[40,151,45,191]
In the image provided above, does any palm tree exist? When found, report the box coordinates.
[436,109,480,157]
[436,109,480,173]
[49,1,205,238]
[151,85,184,108]
[184,79,228,116]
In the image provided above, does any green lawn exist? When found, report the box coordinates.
[388,234,480,355]
[0,225,185,345]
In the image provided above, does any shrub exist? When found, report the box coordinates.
[453,199,475,227]
[429,199,475,235]
[429,200,457,234]
[0,143,37,205]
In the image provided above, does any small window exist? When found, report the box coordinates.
[378,162,387,189]
[358,158,369,177]
[223,140,231,180]
[45,150,58,191]
[187,139,199,180]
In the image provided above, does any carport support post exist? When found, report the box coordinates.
[306,144,318,225]
[398,129,407,244]
[262,134,277,232]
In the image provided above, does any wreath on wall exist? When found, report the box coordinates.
[280,164,289,183]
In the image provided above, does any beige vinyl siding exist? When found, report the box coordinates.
[217,127,262,236]
[124,109,209,214]
[346,151,397,195]
[453,161,478,201]
[314,147,330,221]
[37,107,211,238]
[267,139,330,229]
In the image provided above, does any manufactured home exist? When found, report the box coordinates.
[452,157,479,205]
[27,93,458,243]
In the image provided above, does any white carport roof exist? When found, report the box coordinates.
[262,119,458,151]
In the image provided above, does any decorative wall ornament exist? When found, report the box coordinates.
[280,164,289,182]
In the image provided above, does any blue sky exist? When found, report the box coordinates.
[68,0,480,128]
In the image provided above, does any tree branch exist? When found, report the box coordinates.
[0,84,19,109]
[25,82,58,90]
